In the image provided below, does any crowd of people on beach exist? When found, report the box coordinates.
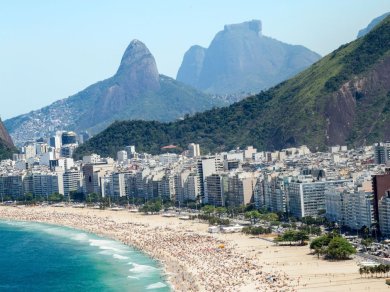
[0,206,298,291]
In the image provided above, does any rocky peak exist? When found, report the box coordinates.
[176,45,206,88]
[178,19,320,94]
[224,20,262,36]
[115,39,160,92]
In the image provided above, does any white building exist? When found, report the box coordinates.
[288,177,350,218]
[117,151,128,163]
[188,143,201,158]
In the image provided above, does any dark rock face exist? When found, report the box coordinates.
[0,119,14,148]
[357,12,390,38]
[177,20,321,94]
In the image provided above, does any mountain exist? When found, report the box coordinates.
[357,12,390,38]
[74,15,390,159]
[176,20,321,95]
[0,119,16,160]
[5,40,226,144]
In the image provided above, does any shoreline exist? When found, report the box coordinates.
[0,217,172,291]
[0,205,294,291]
[0,205,387,291]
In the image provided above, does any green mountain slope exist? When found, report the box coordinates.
[74,16,390,159]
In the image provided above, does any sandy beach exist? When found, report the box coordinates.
[0,205,388,292]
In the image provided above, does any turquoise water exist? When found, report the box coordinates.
[0,220,171,292]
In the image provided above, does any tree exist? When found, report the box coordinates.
[325,237,356,260]
[70,191,85,202]
[359,225,370,239]
[260,212,279,222]
[86,193,100,203]
[310,235,332,258]
[245,210,261,225]
[215,207,227,218]
[275,230,306,245]
[294,231,309,245]
[139,200,162,214]
[48,192,64,202]
[361,238,373,251]
[202,205,215,215]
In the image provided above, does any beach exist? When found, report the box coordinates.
[0,206,387,292]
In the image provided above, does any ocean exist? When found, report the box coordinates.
[0,220,171,292]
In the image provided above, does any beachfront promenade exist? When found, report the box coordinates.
[0,206,387,291]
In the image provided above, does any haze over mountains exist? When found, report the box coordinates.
[75,15,390,158]
[177,20,321,95]
[5,40,225,144]
[357,12,390,38]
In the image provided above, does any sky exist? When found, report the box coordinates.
[1,0,389,120]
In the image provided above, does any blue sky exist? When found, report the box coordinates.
[1,0,389,119]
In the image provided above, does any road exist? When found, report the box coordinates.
[357,252,390,265]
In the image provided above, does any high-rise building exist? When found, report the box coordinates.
[125,146,136,157]
[60,145,77,158]
[82,162,114,195]
[32,172,64,197]
[117,151,128,163]
[23,143,36,160]
[226,172,256,207]
[184,173,200,202]
[372,173,390,223]
[288,177,350,218]
[379,191,390,237]
[61,131,77,146]
[205,173,228,207]
[197,157,217,204]
[374,143,390,164]
[0,175,24,199]
[63,170,82,198]
[188,143,201,158]
[111,173,127,198]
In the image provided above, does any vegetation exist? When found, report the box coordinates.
[310,235,333,258]
[326,236,356,260]
[242,226,272,235]
[310,233,356,260]
[359,264,390,278]
[74,16,390,158]
[275,230,309,245]
[48,193,64,202]
[194,214,230,226]
[245,210,261,225]
[139,200,163,214]
[0,140,16,160]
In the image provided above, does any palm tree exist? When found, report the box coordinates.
[359,267,366,278]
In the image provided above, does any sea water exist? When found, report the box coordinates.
[0,220,171,292]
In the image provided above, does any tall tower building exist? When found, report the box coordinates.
[188,143,201,157]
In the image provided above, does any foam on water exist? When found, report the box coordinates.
[113,254,129,260]
[0,220,171,291]
[146,282,168,289]
[71,233,89,241]
[89,239,124,253]
[129,263,157,275]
